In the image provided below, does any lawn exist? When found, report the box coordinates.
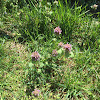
[0,0,100,100]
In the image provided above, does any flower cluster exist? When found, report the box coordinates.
[32,89,40,96]
[63,43,72,52]
[54,26,62,35]
[52,49,58,56]
[91,4,98,10]
[31,51,40,61]
[29,26,72,98]
[58,42,64,47]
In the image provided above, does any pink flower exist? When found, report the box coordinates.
[92,4,98,9]
[52,49,58,56]
[63,43,72,52]
[54,26,62,35]
[32,89,40,96]
[58,42,64,47]
[31,51,40,61]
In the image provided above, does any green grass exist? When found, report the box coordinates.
[0,0,100,100]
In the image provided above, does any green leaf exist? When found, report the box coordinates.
[57,48,63,54]
[39,62,44,68]
[70,51,74,57]
[29,62,33,68]
[45,61,48,65]
[37,69,41,73]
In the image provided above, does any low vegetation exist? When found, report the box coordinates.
[0,0,100,99]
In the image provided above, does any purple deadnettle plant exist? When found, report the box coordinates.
[31,51,40,61]
[32,89,40,96]
[52,49,58,56]
[63,43,72,58]
[58,42,64,47]
[54,26,62,35]
[63,43,72,52]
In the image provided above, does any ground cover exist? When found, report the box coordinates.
[0,0,100,100]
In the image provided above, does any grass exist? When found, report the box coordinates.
[0,0,100,100]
